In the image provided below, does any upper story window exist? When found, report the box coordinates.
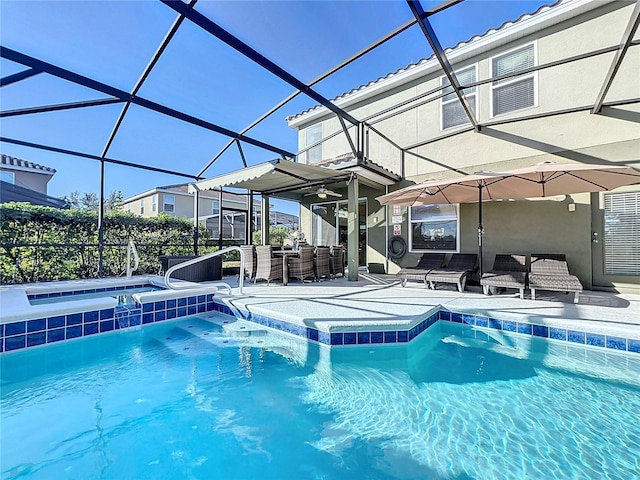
[152,195,157,212]
[163,194,175,213]
[491,43,536,117]
[305,124,322,164]
[0,170,15,184]
[212,200,219,215]
[140,199,145,215]
[441,66,477,130]
[409,204,459,252]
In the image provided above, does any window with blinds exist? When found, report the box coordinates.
[305,124,322,163]
[163,194,175,213]
[491,43,536,116]
[441,66,477,130]
[604,191,640,276]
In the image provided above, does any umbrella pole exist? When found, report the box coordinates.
[478,185,483,276]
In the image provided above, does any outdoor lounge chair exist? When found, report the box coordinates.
[424,253,478,292]
[314,246,331,281]
[287,246,316,283]
[480,254,528,299]
[528,253,583,303]
[330,245,345,278]
[254,245,284,285]
[397,253,446,287]
[239,245,256,281]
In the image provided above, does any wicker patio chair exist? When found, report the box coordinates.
[330,245,345,278]
[480,254,528,299]
[287,246,316,283]
[314,246,331,281]
[239,245,256,281]
[396,253,446,287]
[424,253,478,292]
[254,245,283,285]
[528,253,583,303]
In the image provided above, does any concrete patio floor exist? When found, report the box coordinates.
[216,273,640,341]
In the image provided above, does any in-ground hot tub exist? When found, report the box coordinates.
[0,275,224,353]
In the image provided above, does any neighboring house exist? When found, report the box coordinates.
[286,0,640,291]
[120,183,298,241]
[0,154,68,208]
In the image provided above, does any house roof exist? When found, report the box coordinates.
[285,0,607,127]
[121,182,252,204]
[313,153,401,186]
[0,180,68,208]
[0,154,57,175]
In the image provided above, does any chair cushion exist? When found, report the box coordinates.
[529,274,582,292]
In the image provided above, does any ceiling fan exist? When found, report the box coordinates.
[304,185,342,199]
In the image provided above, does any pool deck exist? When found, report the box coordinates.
[215,273,640,340]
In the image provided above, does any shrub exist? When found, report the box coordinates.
[0,203,214,284]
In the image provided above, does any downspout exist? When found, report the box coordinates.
[385,184,389,274]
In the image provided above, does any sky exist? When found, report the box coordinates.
[0,0,551,215]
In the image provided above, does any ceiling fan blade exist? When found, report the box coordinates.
[327,191,342,197]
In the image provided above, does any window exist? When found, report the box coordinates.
[152,195,157,212]
[491,43,536,116]
[305,124,322,163]
[212,200,219,215]
[604,192,640,275]
[441,66,477,130]
[409,204,459,251]
[0,170,15,184]
[140,199,145,215]
[163,194,175,213]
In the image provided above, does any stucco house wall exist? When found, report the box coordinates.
[287,0,640,290]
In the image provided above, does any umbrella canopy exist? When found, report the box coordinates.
[377,162,640,206]
[376,162,640,274]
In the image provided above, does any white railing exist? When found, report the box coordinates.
[126,240,140,278]
[163,246,244,295]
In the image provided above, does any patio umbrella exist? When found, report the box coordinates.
[376,162,640,274]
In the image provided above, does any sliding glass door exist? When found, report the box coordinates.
[311,200,367,267]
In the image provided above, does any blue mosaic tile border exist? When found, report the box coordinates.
[211,302,640,355]
[1,293,216,353]
[3,297,639,356]
[438,310,639,353]
[27,283,161,301]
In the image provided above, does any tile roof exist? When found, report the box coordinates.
[285,0,563,123]
[1,154,56,174]
[313,153,402,181]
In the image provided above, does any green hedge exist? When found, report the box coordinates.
[0,202,219,284]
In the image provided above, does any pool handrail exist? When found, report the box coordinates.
[163,246,244,295]
[126,239,140,278]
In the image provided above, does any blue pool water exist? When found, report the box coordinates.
[2,315,639,479]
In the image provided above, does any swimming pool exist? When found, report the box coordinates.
[2,314,639,479]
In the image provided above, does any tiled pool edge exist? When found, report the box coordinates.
[3,298,639,356]
[213,301,640,355]
[1,293,217,353]
[26,283,157,301]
